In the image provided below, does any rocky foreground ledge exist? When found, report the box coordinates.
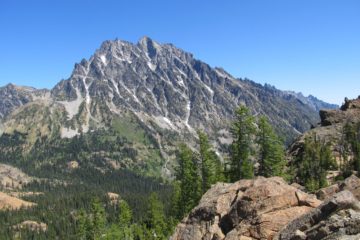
[171,176,360,240]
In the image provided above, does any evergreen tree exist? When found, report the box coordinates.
[295,135,334,192]
[257,116,287,177]
[170,181,181,220]
[118,200,132,227]
[104,224,122,240]
[118,200,133,240]
[229,105,256,181]
[343,122,360,175]
[197,130,223,194]
[175,144,201,218]
[146,192,167,240]
[76,209,88,240]
[90,198,106,239]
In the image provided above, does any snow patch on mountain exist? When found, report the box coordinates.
[100,55,107,65]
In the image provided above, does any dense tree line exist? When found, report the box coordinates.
[228,106,287,181]
[173,130,224,219]
[75,193,172,240]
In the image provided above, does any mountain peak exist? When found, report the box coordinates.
[138,35,152,43]
[137,36,161,58]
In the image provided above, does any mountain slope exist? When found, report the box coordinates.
[0,37,337,177]
[0,84,49,120]
[45,37,327,141]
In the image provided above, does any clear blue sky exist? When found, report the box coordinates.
[1,0,359,104]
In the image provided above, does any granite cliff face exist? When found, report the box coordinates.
[171,176,360,240]
[171,177,321,240]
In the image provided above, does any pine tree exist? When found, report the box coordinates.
[104,224,122,240]
[118,200,132,227]
[76,209,87,240]
[229,105,256,181]
[90,197,106,239]
[257,116,287,177]
[146,192,167,240]
[295,135,331,192]
[343,122,360,175]
[118,200,133,240]
[197,130,223,194]
[175,144,201,218]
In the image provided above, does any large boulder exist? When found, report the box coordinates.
[317,175,360,200]
[275,190,360,240]
[171,177,321,240]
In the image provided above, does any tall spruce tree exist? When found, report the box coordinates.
[257,116,287,177]
[118,200,133,240]
[343,122,360,174]
[91,198,106,240]
[118,200,132,227]
[146,192,167,240]
[197,130,223,194]
[175,144,201,218]
[76,209,88,240]
[229,105,256,181]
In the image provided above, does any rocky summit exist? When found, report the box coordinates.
[171,176,360,240]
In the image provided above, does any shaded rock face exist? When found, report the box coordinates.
[275,190,360,240]
[0,84,49,120]
[171,177,321,240]
[319,97,360,127]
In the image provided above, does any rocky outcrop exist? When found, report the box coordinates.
[317,174,360,200]
[0,163,33,190]
[171,176,360,240]
[275,190,360,240]
[275,176,360,239]
[320,97,360,127]
[13,220,47,232]
[67,161,79,170]
[171,177,321,240]
[107,192,120,205]
[288,97,360,169]
[0,191,35,210]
